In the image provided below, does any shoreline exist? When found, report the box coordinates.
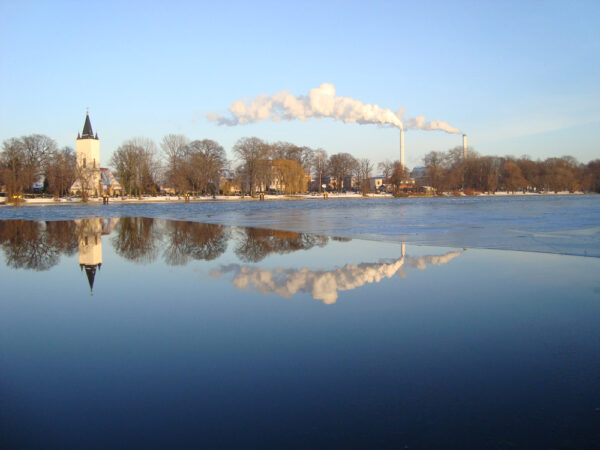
[0,191,590,206]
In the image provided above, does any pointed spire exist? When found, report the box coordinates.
[80,111,95,139]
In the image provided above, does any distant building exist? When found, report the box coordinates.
[369,175,386,191]
[100,168,122,196]
[410,166,427,183]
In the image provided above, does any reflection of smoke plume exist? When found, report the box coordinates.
[207,83,460,134]
[211,251,463,305]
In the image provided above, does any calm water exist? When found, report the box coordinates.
[1,218,599,448]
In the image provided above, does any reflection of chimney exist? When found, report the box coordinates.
[400,128,405,167]
[401,242,406,258]
[462,134,468,159]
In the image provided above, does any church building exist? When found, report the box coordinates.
[70,112,122,196]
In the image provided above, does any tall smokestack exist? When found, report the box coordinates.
[462,134,467,159]
[400,127,405,167]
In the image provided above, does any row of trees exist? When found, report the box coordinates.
[161,135,379,195]
[421,147,600,193]
[2,133,599,197]
[0,135,77,198]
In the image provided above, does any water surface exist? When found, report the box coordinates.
[1,218,599,448]
[1,195,598,256]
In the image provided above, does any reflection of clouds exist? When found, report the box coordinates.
[211,251,463,304]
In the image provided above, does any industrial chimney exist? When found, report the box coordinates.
[400,128,405,167]
[462,134,468,159]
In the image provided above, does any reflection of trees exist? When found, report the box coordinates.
[111,217,159,263]
[163,221,229,266]
[332,236,352,242]
[235,228,329,263]
[47,221,78,255]
[0,220,78,271]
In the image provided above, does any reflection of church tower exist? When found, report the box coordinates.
[77,219,103,292]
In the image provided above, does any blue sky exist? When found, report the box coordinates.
[1,0,598,168]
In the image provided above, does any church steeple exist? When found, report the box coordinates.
[79,111,98,140]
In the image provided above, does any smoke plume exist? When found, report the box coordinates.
[207,83,460,134]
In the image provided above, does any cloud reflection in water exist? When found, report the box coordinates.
[211,250,463,304]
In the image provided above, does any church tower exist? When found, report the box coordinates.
[77,112,100,169]
[72,111,101,196]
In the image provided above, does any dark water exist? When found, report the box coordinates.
[1,218,599,449]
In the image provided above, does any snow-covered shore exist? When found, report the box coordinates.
[0,190,588,206]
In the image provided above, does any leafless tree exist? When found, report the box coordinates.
[232,137,271,195]
[311,148,328,192]
[1,138,26,200]
[45,146,76,197]
[378,160,394,182]
[111,138,160,196]
[356,158,374,195]
[160,134,189,194]
[20,134,56,193]
[187,139,227,196]
[328,153,358,192]
[389,161,410,194]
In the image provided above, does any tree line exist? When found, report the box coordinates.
[420,147,600,194]
[0,135,77,198]
[2,134,599,197]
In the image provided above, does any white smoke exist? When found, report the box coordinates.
[207,83,460,134]
[211,250,463,305]
[404,116,461,134]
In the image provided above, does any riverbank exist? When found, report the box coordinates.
[0,190,588,206]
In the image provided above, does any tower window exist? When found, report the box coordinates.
[83,157,87,168]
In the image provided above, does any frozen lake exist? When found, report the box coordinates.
[1,195,599,256]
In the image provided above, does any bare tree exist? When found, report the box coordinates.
[232,137,271,195]
[187,139,227,196]
[20,134,56,193]
[1,138,26,200]
[389,161,410,194]
[160,134,189,194]
[356,158,374,195]
[328,153,358,192]
[500,160,527,193]
[111,138,160,197]
[423,151,448,193]
[311,148,328,192]
[377,160,394,182]
[45,146,76,198]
